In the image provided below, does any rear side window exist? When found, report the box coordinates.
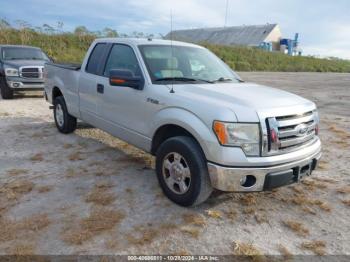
[103,44,141,77]
[86,43,106,75]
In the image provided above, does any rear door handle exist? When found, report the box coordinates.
[97,84,104,94]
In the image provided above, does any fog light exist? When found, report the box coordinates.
[240,175,257,188]
[13,83,20,88]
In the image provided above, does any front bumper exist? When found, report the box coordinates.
[7,80,44,90]
[208,147,322,192]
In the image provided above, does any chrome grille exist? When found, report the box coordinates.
[264,110,318,155]
[20,67,43,79]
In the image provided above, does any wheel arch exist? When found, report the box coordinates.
[150,108,216,160]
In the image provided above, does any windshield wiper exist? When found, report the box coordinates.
[155,77,213,83]
[212,77,244,83]
[155,77,198,82]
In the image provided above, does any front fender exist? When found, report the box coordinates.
[151,107,218,161]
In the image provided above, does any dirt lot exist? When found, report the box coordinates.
[0,72,349,256]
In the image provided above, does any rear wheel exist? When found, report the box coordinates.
[0,78,14,99]
[156,136,213,206]
[53,96,77,134]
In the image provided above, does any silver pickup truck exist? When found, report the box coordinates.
[0,45,50,99]
[44,38,322,206]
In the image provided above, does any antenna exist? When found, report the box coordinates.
[224,0,229,27]
[170,9,175,93]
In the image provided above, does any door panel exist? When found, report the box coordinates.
[97,44,152,145]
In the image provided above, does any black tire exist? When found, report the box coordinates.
[0,78,14,99]
[156,136,213,207]
[53,96,77,134]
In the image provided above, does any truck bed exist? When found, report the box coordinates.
[45,62,81,71]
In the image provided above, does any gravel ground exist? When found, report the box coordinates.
[0,72,349,257]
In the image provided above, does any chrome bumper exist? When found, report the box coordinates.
[207,148,322,192]
[7,81,44,90]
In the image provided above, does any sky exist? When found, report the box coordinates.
[0,0,349,59]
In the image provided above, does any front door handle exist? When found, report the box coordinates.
[97,84,104,94]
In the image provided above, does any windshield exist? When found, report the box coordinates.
[138,45,241,84]
[2,47,49,61]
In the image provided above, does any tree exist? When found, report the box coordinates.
[102,27,118,38]
[74,26,89,37]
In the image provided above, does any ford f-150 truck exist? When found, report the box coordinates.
[44,38,322,206]
[0,45,50,99]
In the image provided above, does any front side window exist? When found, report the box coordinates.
[138,45,241,84]
[104,44,141,77]
[2,48,49,61]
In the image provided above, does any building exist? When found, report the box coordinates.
[166,24,282,51]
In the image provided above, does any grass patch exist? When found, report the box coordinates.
[37,185,53,193]
[68,151,85,161]
[254,213,268,224]
[63,143,74,149]
[243,207,256,215]
[206,210,223,219]
[225,209,237,221]
[0,213,50,242]
[62,207,125,245]
[240,194,257,205]
[301,206,317,215]
[232,241,265,262]
[85,184,116,206]
[6,243,35,255]
[126,228,159,245]
[6,169,29,176]
[301,179,328,191]
[317,161,329,170]
[278,244,293,259]
[301,240,326,255]
[180,226,200,238]
[291,194,332,212]
[0,179,34,200]
[337,186,350,194]
[341,199,350,206]
[182,213,206,226]
[283,220,309,237]
[30,153,44,162]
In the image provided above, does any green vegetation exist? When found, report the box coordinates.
[1,19,349,72]
[205,44,350,72]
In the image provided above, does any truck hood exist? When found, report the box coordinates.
[176,82,315,122]
[3,60,47,68]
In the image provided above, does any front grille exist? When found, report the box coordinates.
[20,67,43,79]
[265,110,318,155]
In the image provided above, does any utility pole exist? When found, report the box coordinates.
[224,0,229,27]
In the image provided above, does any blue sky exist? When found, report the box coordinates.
[1,0,349,59]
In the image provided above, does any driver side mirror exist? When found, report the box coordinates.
[109,69,144,90]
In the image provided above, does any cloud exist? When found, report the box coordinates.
[0,0,349,59]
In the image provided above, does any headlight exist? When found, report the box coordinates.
[5,68,19,76]
[213,121,260,156]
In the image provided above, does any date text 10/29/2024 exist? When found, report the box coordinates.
[128,255,219,261]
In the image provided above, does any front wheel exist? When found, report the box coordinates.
[156,136,213,206]
[53,96,77,134]
[0,78,14,99]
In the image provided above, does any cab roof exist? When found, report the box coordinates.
[93,38,204,48]
[0,44,42,49]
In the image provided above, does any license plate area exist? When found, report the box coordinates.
[294,162,313,182]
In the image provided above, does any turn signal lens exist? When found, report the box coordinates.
[213,121,227,145]
[111,78,126,84]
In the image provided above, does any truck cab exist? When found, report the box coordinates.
[0,45,50,99]
[44,38,321,206]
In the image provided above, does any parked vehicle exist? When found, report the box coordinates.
[0,45,50,99]
[44,38,322,206]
